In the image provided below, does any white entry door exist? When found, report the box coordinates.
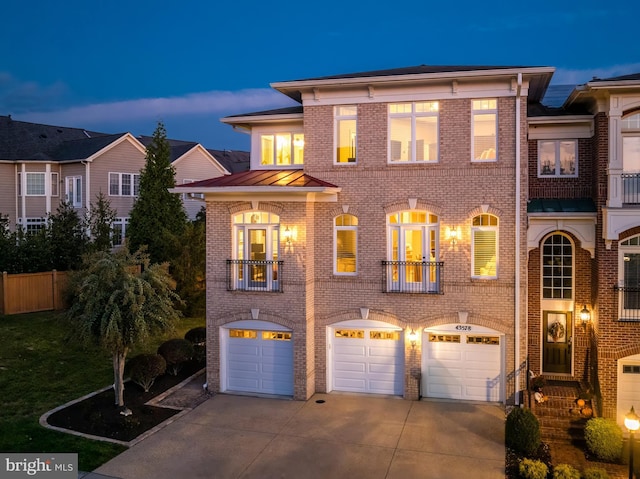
[222,321,293,396]
[423,324,503,402]
[330,322,404,395]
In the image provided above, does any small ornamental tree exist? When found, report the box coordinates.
[88,191,117,252]
[66,247,182,408]
[48,201,89,271]
[158,338,194,375]
[128,354,167,392]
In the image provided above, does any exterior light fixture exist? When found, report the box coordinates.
[447,226,460,246]
[283,227,292,246]
[408,329,417,348]
[579,304,591,325]
[626,406,640,479]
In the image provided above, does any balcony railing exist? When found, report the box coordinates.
[622,174,640,205]
[616,286,640,321]
[382,260,444,294]
[227,260,284,292]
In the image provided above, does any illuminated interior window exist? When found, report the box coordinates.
[472,99,497,161]
[335,329,364,338]
[229,329,258,339]
[336,106,357,163]
[467,336,499,345]
[260,133,304,166]
[369,331,400,340]
[472,214,498,279]
[389,101,439,163]
[429,334,460,343]
[335,214,358,275]
[262,331,292,341]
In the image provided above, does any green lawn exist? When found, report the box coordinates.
[0,311,205,471]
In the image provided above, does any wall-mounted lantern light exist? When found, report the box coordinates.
[283,226,292,246]
[408,329,417,348]
[579,304,591,326]
[446,226,460,246]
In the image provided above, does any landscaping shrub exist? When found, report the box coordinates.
[184,327,206,363]
[506,407,541,456]
[518,458,548,479]
[584,417,623,462]
[128,354,166,392]
[157,339,194,375]
[582,467,610,479]
[552,463,580,479]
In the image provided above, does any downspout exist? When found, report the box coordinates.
[515,72,523,405]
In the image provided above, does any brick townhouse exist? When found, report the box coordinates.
[176,65,640,428]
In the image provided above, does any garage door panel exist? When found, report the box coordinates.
[228,361,260,373]
[331,327,404,395]
[427,365,463,377]
[429,349,462,361]
[228,343,260,356]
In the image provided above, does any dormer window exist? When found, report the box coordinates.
[260,133,304,166]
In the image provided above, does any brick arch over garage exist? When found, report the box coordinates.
[415,311,512,336]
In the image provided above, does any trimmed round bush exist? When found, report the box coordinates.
[184,327,206,345]
[584,417,623,462]
[552,463,580,479]
[506,407,541,456]
[157,338,194,375]
[518,458,548,479]
[128,354,166,392]
[582,467,610,479]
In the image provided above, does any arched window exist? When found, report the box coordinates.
[472,214,498,279]
[334,214,358,275]
[542,234,573,299]
[232,212,280,291]
[386,210,441,293]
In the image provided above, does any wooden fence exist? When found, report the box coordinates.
[0,270,69,315]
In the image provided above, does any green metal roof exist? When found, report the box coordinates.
[527,198,596,213]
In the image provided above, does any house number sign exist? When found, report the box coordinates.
[455,325,472,331]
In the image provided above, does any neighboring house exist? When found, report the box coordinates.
[174,65,555,404]
[526,73,640,427]
[0,116,249,241]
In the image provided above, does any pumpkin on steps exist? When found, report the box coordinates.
[577,398,586,408]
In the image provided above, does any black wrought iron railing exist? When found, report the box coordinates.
[382,260,444,294]
[615,286,640,321]
[622,174,640,205]
[226,260,284,293]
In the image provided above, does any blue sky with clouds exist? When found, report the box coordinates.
[1,0,638,151]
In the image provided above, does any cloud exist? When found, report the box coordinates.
[15,88,296,127]
[553,63,640,84]
[0,73,68,112]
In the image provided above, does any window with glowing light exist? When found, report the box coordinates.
[388,102,439,163]
[472,214,498,279]
[260,133,304,166]
[472,99,497,162]
[335,106,357,163]
[334,214,357,275]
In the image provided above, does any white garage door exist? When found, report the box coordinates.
[224,325,293,396]
[423,324,503,402]
[331,325,404,395]
[617,355,640,427]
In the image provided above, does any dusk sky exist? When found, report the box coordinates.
[1,0,638,152]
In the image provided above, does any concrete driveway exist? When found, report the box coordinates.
[92,393,505,479]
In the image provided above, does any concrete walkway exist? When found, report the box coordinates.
[89,393,505,479]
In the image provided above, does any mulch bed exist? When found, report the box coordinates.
[46,360,203,442]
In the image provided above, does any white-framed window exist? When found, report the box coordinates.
[112,217,129,247]
[335,106,357,164]
[109,172,140,197]
[260,133,304,166]
[538,140,577,177]
[472,99,497,162]
[542,233,573,299]
[183,179,204,200]
[232,212,281,291]
[386,210,440,292]
[389,101,439,163]
[623,112,640,172]
[334,214,357,275]
[24,217,46,234]
[619,236,640,318]
[51,172,59,197]
[471,214,498,279]
[65,176,82,208]
[18,172,46,196]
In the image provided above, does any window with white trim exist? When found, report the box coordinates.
[112,217,129,247]
[232,212,280,291]
[183,179,204,200]
[542,234,573,299]
[472,214,498,279]
[18,172,46,196]
[334,214,357,274]
[65,176,82,208]
[389,102,439,163]
[622,112,640,172]
[335,106,357,164]
[472,99,497,161]
[538,140,577,177]
[109,172,140,197]
[619,236,640,316]
[24,217,46,234]
[260,133,304,166]
[51,172,59,197]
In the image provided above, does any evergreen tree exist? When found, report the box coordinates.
[48,202,89,271]
[127,122,187,264]
[88,191,117,252]
[172,207,206,316]
[66,247,182,408]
